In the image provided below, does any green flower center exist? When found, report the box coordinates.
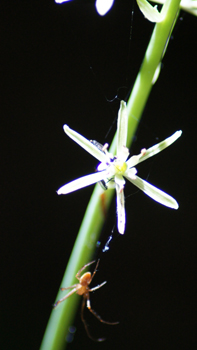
[114,160,127,174]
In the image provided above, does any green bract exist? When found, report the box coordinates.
[137,0,164,22]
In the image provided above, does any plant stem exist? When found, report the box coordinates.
[40,1,181,349]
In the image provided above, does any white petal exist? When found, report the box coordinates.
[97,162,108,171]
[136,0,164,22]
[181,0,197,13]
[95,0,114,16]
[126,154,142,169]
[57,170,108,195]
[125,167,137,180]
[181,0,197,16]
[125,175,179,209]
[116,183,126,234]
[126,130,182,168]
[181,7,197,15]
[63,125,107,163]
[115,174,126,190]
[149,0,197,16]
[117,101,128,160]
[55,0,71,3]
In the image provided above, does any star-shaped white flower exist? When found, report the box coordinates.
[57,101,182,234]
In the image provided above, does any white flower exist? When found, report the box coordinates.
[55,0,115,16]
[57,101,182,234]
[149,0,197,16]
[55,0,197,18]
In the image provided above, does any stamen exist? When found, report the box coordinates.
[141,148,147,156]
[102,143,109,152]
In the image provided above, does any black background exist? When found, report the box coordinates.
[1,1,197,349]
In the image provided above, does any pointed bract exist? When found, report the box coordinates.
[136,0,164,22]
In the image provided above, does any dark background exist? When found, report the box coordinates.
[1,1,197,349]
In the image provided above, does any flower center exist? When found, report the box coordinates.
[113,160,127,174]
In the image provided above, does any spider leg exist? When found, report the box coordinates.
[60,284,78,291]
[89,259,100,283]
[76,260,96,280]
[86,296,119,325]
[53,287,77,308]
[89,281,107,292]
[81,296,105,342]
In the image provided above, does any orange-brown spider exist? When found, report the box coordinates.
[53,259,118,341]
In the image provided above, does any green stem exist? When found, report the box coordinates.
[40,1,181,349]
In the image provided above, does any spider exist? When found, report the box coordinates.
[53,259,118,341]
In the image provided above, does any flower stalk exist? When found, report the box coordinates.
[40,0,182,349]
